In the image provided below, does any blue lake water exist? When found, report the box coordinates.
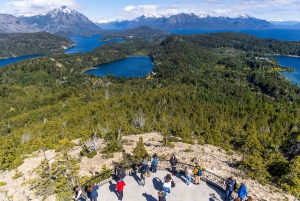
[0,55,44,68]
[65,35,123,54]
[276,56,300,85]
[84,56,154,78]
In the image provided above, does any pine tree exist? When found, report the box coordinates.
[132,137,148,162]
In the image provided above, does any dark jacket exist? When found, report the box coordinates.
[87,185,99,199]
[238,184,247,199]
[117,168,126,179]
[158,195,166,201]
[225,177,236,191]
[169,157,178,167]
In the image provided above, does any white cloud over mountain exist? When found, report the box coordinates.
[0,0,84,16]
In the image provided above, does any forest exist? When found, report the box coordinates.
[0,33,300,200]
[0,32,75,59]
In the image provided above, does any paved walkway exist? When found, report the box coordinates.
[97,170,226,201]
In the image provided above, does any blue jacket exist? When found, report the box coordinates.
[238,184,247,199]
[225,178,236,191]
[87,185,99,199]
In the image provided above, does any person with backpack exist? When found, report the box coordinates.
[73,185,86,201]
[163,174,173,197]
[185,166,193,186]
[115,179,126,201]
[151,153,159,173]
[117,165,126,181]
[86,182,99,201]
[237,181,248,200]
[225,176,237,201]
[169,154,178,176]
[193,162,202,185]
[139,165,148,187]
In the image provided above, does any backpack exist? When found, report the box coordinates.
[197,168,202,176]
[119,168,126,179]
[152,158,158,166]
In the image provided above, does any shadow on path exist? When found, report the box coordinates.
[131,173,141,185]
[142,193,157,201]
[152,177,163,190]
[174,173,187,183]
[108,181,119,198]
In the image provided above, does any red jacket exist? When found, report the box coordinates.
[115,181,126,192]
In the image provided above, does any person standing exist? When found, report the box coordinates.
[86,182,99,201]
[163,174,173,197]
[193,163,202,185]
[151,153,159,173]
[117,165,126,181]
[115,179,126,201]
[141,154,149,172]
[225,176,237,201]
[73,185,86,201]
[158,190,166,201]
[169,154,178,176]
[238,182,248,201]
[185,166,193,186]
[139,165,148,187]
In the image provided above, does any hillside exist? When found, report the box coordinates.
[0,133,291,201]
[0,14,40,33]
[0,32,76,59]
[0,33,300,200]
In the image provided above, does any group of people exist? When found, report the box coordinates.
[225,176,253,201]
[73,154,254,201]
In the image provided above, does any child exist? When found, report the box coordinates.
[158,190,166,201]
[140,165,148,187]
[115,179,126,201]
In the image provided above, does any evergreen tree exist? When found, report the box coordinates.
[132,137,148,162]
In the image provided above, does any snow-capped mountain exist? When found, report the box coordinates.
[19,6,101,36]
[0,14,40,33]
[97,13,271,30]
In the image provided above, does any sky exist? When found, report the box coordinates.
[0,0,300,22]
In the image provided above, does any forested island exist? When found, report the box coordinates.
[0,33,300,199]
[0,32,76,59]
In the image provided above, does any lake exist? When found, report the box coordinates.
[65,35,123,54]
[84,56,155,78]
[276,56,300,85]
[0,55,44,68]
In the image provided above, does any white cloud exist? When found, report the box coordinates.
[0,0,84,16]
[119,5,159,16]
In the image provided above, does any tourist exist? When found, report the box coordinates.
[158,190,166,201]
[193,162,202,185]
[86,182,99,201]
[117,165,126,181]
[115,179,126,201]
[225,176,236,201]
[238,181,248,200]
[73,185,86,201]
[139,165,148,187]
[185,166,193,186]
[141,154,149,172]
[169,154,178,176]
[234,198,241,201]
[163,174,173,197]
[151,153,159,173]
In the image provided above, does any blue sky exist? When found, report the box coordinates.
[0,0,299,22]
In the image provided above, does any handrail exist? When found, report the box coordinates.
[81,159,237,198]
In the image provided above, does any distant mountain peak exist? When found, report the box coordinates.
[238,13,251,19]
[198,13,210,18]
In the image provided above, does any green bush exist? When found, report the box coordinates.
[0,181,7,186]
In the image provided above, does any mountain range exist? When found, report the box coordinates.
[0,14,40,33]
[18,6,101,36]
[97,13,272,30]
